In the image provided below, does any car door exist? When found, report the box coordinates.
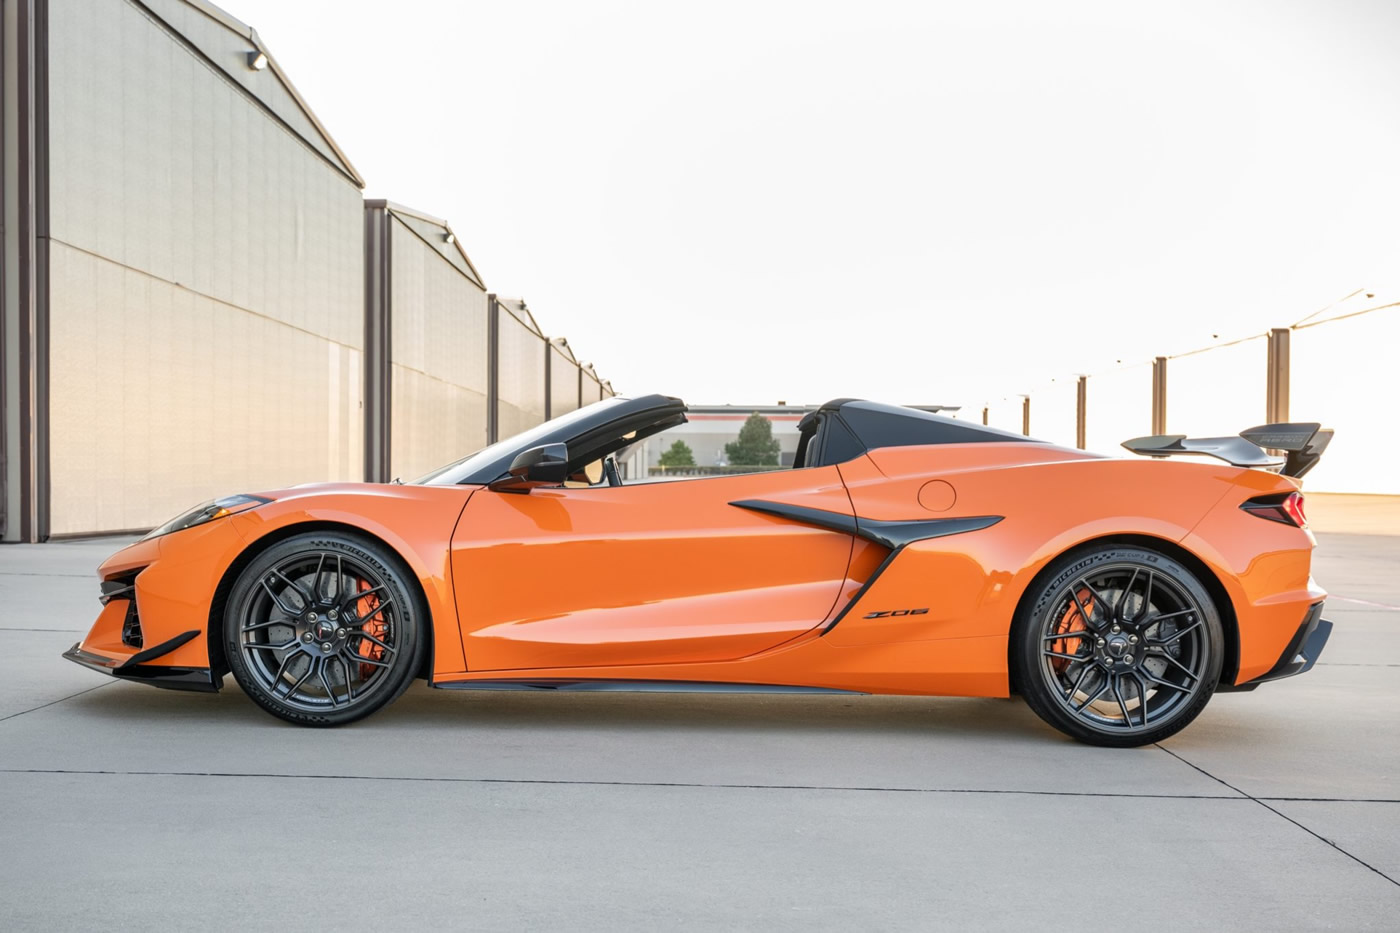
[450,467,855,671]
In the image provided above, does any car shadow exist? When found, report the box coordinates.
[59,678,1066,743]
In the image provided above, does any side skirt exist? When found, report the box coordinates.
[431,678,864,695]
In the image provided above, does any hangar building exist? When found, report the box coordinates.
[2,0,612,540]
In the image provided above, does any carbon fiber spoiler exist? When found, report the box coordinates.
[1122,422,1333,478]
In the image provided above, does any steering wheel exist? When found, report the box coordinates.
[603,456,623,487]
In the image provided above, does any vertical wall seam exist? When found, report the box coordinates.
[1075,375,1087,449]
[1151,356,1168,435]
[485,293,499,444]
[0,0,9,538]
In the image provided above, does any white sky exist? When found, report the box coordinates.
[231,0,1400,410]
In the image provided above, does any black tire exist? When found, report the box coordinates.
[1010,544,1224,747]
[224,531,425,726]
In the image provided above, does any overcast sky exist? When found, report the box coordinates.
[231,0,1399,409]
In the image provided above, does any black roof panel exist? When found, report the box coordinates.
[832,399,1033,450]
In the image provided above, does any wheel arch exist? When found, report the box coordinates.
[207,520,437,681]
[1005,532,1239,694]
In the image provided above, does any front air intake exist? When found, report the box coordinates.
[100,571,145,649]
[121,601,144,649]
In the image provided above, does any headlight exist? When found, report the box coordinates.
[143,494,272,540]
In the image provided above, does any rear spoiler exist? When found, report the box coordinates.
[1122,422,1333,478]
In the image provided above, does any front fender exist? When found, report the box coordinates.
[229,484,478,675]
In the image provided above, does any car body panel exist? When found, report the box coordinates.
[450,467,857,670]
[64,396,1329,708]
[73,483,477,678]
[78,518,249,671]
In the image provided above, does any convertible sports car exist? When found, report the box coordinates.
[64,395,1334,746]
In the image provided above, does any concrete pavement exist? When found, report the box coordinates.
[1,531,1397,930]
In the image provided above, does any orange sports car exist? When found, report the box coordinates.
[63,396,1334,746]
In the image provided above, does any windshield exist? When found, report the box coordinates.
[413,398,628,485]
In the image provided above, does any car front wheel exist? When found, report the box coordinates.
[224,532,425,726]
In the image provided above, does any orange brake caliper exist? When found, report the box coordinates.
[355,580,388,678]
[1050,588,1094,672]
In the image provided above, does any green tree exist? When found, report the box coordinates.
[725,413,781,465]
[658,439,696,467]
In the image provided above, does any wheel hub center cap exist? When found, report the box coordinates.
[1106,636,1130,658]
[313,620,337,641]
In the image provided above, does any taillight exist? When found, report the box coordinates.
[1241,492,1307,528]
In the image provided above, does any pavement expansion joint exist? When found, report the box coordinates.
[0,627,85,633]
[0,682,114,725]
[1156,744,1400,888]
[0,572,97,579]
[0,767,1279,800]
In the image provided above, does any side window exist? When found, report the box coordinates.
[793,412,864,469]
[817,416,865,466]
[564,459,605,488]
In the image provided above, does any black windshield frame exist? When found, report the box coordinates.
[416,394,688,486]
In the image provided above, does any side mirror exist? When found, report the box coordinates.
[490,443,570,492]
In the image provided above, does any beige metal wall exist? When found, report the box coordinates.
[44,0,364,534]
[497,306,546,440]
[550,344,580,417]
[388,216,488,481]
[583,372,603,405]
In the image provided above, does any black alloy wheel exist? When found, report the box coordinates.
[225,532,424,726]
[1012,545,1224,747]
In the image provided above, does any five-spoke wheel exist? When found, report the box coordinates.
[225,533,424,726]
[1012,545,1223,746]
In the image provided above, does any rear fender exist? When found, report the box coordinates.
[825,450,1246,677]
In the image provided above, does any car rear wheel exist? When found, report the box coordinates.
[1011,544,1224,747]
[224,532,424,726]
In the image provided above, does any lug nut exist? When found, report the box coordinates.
[328,610,338,621]
[1111,625,1121,634]
[1129,635,1138,644]
[302,633,312,642]
[336,628,346,637]
[1096,637,1106,646]
[321,642,332,652]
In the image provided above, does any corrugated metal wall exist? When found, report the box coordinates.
[550,343,581,417]
[5,0,618,536]
[387,215,488,482]
[497,303,547,438]
[583,369,603,404]
[44,0,364,533]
